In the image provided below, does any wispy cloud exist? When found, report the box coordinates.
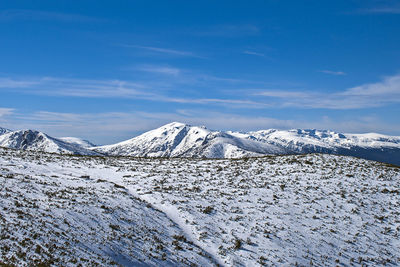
[319,70,346,76]
[243,50,265,57]
[3,109,399,144]
[198,24,260,37]
[138,65,181,76]
[255,91,310,98]
[159,97,270,108]
[2,110,296,143]
[0,76,265,109]
[255,73,400,109]
[0,9,102,22]
[3,73,400,111]
[33,77,149,98]
[359,3,400,14]
[366,7,400,13]
[121,44,202,58]
[176,112,400,135]
[0,76,153,98]
[0,108,14,118]
[344,73,400,96]
[8,111,159,144]
[0,77,41,88]
[136,46,194,56]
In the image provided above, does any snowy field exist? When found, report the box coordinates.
[0,147,399,266]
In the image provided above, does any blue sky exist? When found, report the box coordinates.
[1,0,400,144]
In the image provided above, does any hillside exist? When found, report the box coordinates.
[1,147,399,266]
[0,129,99,155]
[59,137,96,149]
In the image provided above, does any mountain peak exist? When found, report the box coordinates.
[94,122,284,158]
[1,123,400,165]
[162,122,189,128]
[0,127,11,135]
[161,122,210,131]
[93,123,400,164]
[0,129,99,155]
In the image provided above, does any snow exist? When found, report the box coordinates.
[0,127,11,136]
[1,147,399,266]
[59,137,96,148]
[242,128,400,150]
[0,130,99,155]
[0,148,217,266]
[94,123,400,165]
[344,133,400,148]
[1,122,400,165]
[93,123,284,158]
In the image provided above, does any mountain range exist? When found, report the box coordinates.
[1,122,399,165]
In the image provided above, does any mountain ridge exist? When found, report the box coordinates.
[0,127,11,136]
[93,122,286,158]
[0,129,99,155]
[59,137,96,149]
[1,122,399,165]
[93,122,400,165]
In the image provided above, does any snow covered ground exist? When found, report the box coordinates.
[1,147,399,266]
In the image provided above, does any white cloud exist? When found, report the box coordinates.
[0,108,14,126]
[360,5,400,14]
[136,46,194,56]
[243,50,265,57]
[121,44,202,58]
[0,77,41,88]
[138,66,181,76]
[2,73,400,110]
[256,73,400,109]
[3,109,399,144]
[0,76,268,109]
[38,77,150,98]
[7,110,297,143]
[160,97,270,108]
[198,24,260,37]
[319,70,346,76]
[343,74,400,96]
[255,91,310,98]
[0,76,153,98]
[0,108,14,118]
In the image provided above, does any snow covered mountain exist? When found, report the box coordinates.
[0,129,99,155]
[230,129,400,165]
[94,122,285,158]
[94,122,400,165]
[1,123,399,165]
[59,137,96,148]
[231,128,400,151]
[0,127,11,136]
